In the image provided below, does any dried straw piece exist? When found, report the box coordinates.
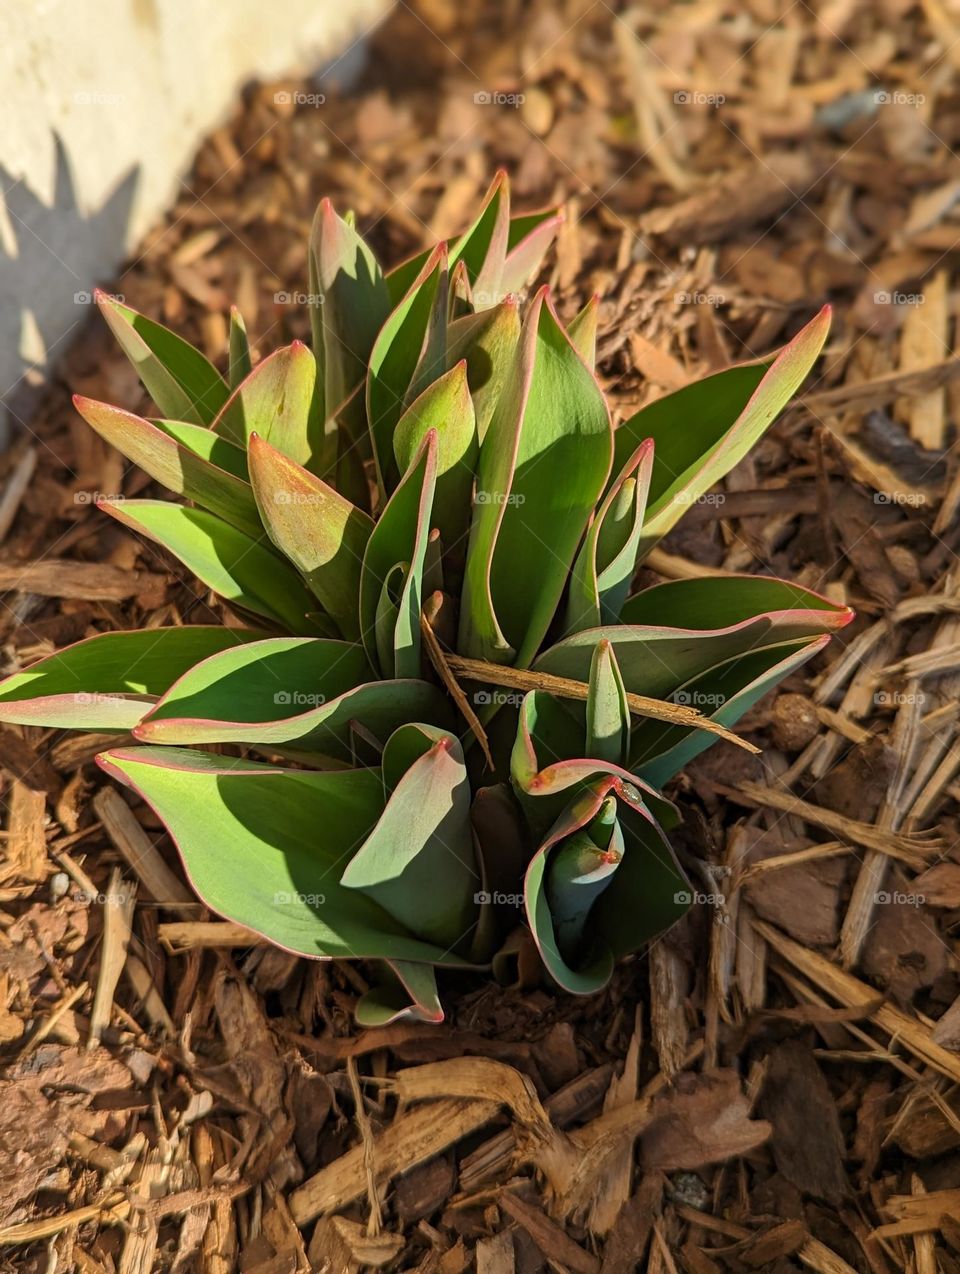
[444,655,757,752]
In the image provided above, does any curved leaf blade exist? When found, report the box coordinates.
[0,627,263,729]
[98,747,476,965]
[248,433,372,639]
[74,396,262,538]
[212,342,318,468]
[96,291,228,424]
[99,498,321,635]
[134,636,451,751]
[359,431,438,678]
[460,287,613,666]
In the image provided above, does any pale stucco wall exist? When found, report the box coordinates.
[0,0,387,443]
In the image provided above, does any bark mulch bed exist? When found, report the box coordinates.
[3,0,960,1269]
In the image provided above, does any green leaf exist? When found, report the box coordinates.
[585,640,630,766]
[359,432,438,678]
[446,300,521,443]
[510,687,671,839]
[98,498,321,635]
[309,198,392,419]
[355,961,444,1025]
[459,287,613,666]
[98,747,477,965]
[525,779,687,994]
[385,171,512,305]
[632,635,831,786]
[615,306,831,556]
[539,574,852,700]
[228,306,252,389]
[0,627,263,729]
[133,635,450,752]
[74,396,262,538]
[394,361,478,555]
[453,169,510,306]
[341,726,479,949]
[150,419,250,480]
[248,433,372,640]
[367,244,448,493]
[619,574,851,630]
[96,291,228,425]
[567,295,599,368]
[545,800,622,964]
[564,439,653,634]
[501,208,563,295]
[212,342,318,468]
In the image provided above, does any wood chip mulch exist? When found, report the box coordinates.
[3,0,960,1268]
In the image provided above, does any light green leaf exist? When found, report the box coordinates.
[459,287,613,666]
[212,342,318,467]
[585,640,630,766]
[367,244,448,493]
[99,498,321,635]
[341,725,479,949]
[0,627,263,729]
[248,433,372,639]
[500,207,563,295]
[564,439,653,634]
[446,300,521,442]
[567,295,599,368]
[359,432,437,678]
[96,291,228,425]
[615,306,831,556]
[228,306,252,389]
[355,961,444,1025]
[74,396,262,537]
[309,198,391,419]
[133,635,450,752]
[99,747,477,965]
[394,361,478,555]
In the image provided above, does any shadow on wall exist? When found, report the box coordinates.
[0,134,138,438]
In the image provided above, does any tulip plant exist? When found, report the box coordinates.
[0,174,851,1023]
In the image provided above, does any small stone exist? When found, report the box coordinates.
[770,692,819,752]
[49,872,70,903]
[669,1172,710,1210]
